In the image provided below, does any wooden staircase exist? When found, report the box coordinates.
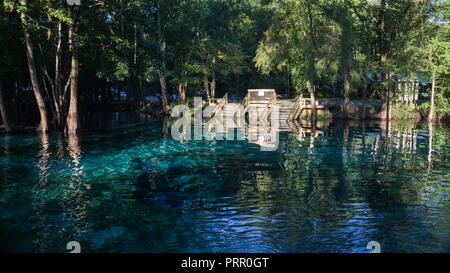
[207,90,331,127]
[221,103,241,129]
[200,90,329,150]
[276,101,295,130]
[208,90,297,128]
[222,103,241,119]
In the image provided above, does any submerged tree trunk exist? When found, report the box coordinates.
[427,121,433,171]
[19,0,49,133]
[66,8,80,135]
[0,81,11,133]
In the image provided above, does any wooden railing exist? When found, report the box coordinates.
[211,93,228,118]
[288,93,304,121]
[261,93,277,121]
[235,93,249,120]
[288,95,323,121]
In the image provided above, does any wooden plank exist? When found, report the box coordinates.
[249,100,271,104]
[248,89,275,94]
[247,89,276,105]
[303,105,325,109]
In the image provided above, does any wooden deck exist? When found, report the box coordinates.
[203,89,327,148]
[207,89,325,122]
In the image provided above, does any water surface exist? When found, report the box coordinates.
[0,115,449,252]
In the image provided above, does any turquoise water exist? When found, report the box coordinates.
[0,115,449,252]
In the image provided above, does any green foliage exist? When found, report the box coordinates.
[255,0,359,96]
[1,0,449,124]
[417,91,450,120]
[392,104,418,121]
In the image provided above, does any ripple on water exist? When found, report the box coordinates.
[0,120,449,252]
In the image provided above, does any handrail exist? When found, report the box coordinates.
[261,93,277,121]
[288,93,304,121]
[211,92,228,118]
[235,92,249,120]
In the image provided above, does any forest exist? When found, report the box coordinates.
[0,0,449,134]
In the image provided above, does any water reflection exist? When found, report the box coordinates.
[38,133,50,179]
[63,134,89,244]
[67,134,82,171]
[31,133,52,252]
[428,122,433,170]
[0,117,448,252]
[27,133,91,252]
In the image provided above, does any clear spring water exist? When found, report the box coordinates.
[0,114,449,252]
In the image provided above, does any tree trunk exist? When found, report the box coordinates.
[309,83,317,122]
[362,81,368,120]
[378,73,389,120]
[177,84,186,104]
[158,71,169,114]
[287,65,290,97]
[343,72,350,119]
[54,20,63,128]
[204,76,210,102]
[378,1,389,121]
[134,19,137,66]
[428,70,436,122]
[379,91,388,120]
[137,73,144,102]
[0,81,11,133]
[362,39,370,120]
[211,68,216,100]
[19,0,49,133]
[13,78,20,123]
[156,0,169,115]
[428,2,439,123]
[386,72,392,121]
[66,8,80,135]
[305,3,316,123]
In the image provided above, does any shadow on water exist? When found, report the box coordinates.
[0,114,448,252]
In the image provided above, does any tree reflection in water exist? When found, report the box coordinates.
[0,117,448,252]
